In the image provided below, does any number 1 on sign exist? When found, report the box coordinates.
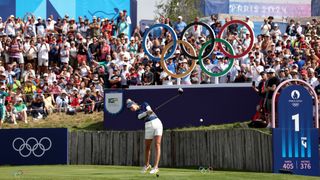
[292,114,299,132]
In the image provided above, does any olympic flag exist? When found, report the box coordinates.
[0,128,68,165]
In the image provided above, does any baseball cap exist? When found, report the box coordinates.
[267,68,275,73]
[178,16,182,19]
[16,97,23,102]
[0,85,6,89]
[126,99,135,109]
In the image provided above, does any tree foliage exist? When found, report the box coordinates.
[155,0,203,23]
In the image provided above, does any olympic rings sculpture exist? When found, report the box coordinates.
[12,137,52,158]
[142,20,255,78]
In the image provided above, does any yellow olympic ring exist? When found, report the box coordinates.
[160,40,197,79]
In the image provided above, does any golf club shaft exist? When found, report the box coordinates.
[154,94,180,111]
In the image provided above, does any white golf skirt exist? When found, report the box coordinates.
[145,118,163,139]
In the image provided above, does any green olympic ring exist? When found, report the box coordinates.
[198,38,235,77]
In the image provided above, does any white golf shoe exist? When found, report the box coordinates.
[149,167,159,174]
[141,164,151,174]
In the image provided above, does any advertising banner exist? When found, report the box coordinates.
[104,85,260,131]
[273,85,319,176]
[229,0,311,17]
[0,128,68,165]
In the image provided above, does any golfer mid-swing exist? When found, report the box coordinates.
[126,99,163,174]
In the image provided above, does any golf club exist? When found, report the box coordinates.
[154,88,183,111]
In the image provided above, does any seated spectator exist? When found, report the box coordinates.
[13,97,28,124]
[6,100,16,124]
[56,90,69,112]
[30,94,46,120]
[93,89,103,112]
[69,87,81,113]
[81,88,95,114]
[43,92,55,115]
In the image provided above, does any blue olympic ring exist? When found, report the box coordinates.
[142,24,178,62]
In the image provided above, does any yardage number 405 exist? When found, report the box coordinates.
[292,114,307,149]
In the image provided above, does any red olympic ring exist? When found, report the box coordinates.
[217,20,255,59]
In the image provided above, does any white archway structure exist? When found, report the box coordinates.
[272,79,319,128]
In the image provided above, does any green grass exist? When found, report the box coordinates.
[2,111,270,134]
[0,165,317,180]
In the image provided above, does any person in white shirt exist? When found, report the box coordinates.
[5,16,15,37]
[46,18,55,32]
[160,71,173,85]
[37,37,50,73]
[245,16,254,30]
[36,17,46,37]
[190,17,202,39]
[0,17,4,33]
[296,21,303,35]
[260,19,271,36]
[123,10,131,25]
[60,43,69,64]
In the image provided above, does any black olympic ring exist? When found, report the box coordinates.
[179,22,216,60]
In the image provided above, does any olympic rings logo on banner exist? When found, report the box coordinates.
[12,137,52,158]
[142,20,255,78]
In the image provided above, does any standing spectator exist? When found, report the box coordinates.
[5,15,16,37]
[90,16,100,37]
[174,16,186,38]
[35,17,46,37]
[0,85,8,127]
[60,43,70,64]
[260,18,271,36]
[123,10,131,25]
[37,37,50,74]
[265,69,280,126]
[286,19,297,38]
[117,16,129,36]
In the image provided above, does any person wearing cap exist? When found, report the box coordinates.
[56,89,69,112]
[252,70,268,122]
[60,42,70,64]
[126,98,163,174]
[123,9,131,25]
[68,87,81,114]
[174,16,186,38]
[307,68,317,86]
[0,85,8,126]
[117,15,129,36]
[68,18,77,35]
[46,17,55,32]
[13,97,28,124]
[265,68,280,127]
[90,16,100,37]
[35,16,46,37]
[245,16,254,29]
[81,88,95,114]
[270,23,281,40]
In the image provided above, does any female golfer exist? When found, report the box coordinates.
[126,99,163,174]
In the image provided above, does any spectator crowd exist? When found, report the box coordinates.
[0,10,320,126]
